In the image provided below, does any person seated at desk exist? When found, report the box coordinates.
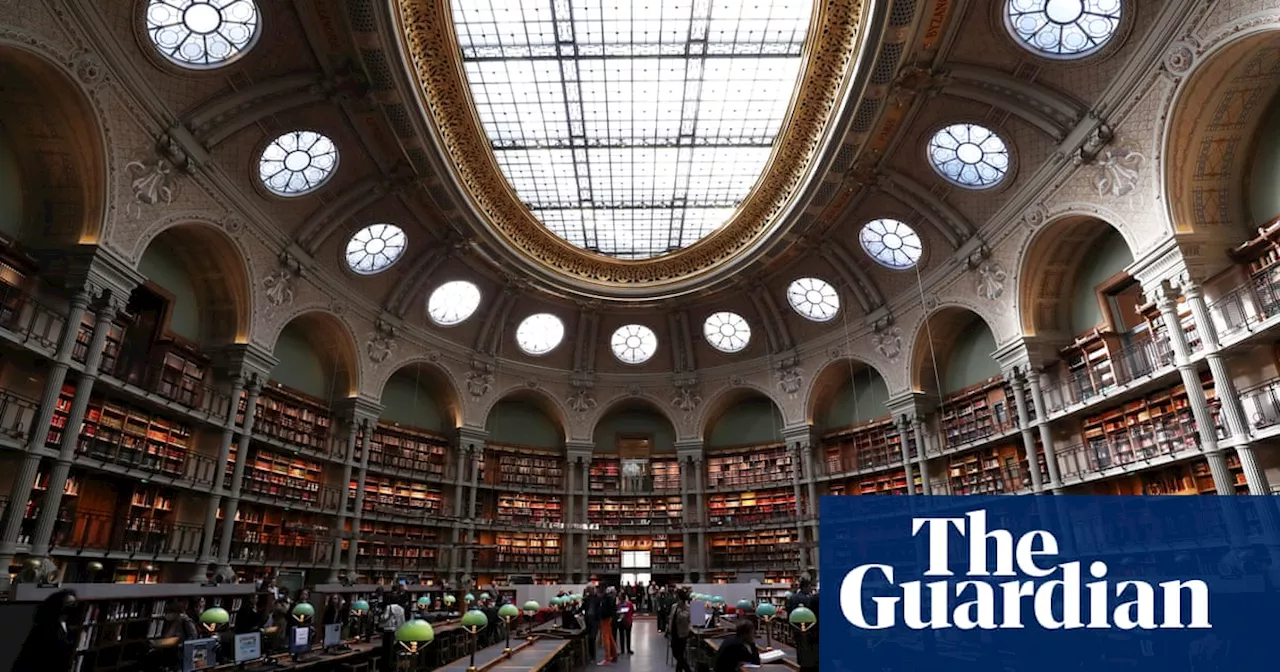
[162,599,200,642]
[714,621,762,672]
[236,594,269,635]
[323,594,348,628]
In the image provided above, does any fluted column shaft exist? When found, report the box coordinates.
[1028,373,1063,493]
[31,301,120,557]
[789,443,809,571]
[347,419,373,572]
[217,379,263,565]
[895,415,915,496]
[330,423,358,577]
[1009,371,1044,493]
[910,416,933,496]
[196,375,247,572]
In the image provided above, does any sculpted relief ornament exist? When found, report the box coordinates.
[873,326,903,361]
[776,362,804,398]
[1093,146,1145,197]
[125,156,177,218]
[366,320,397,364]
[671,380,702,414]
[567,386,597,414]
[466,360,494,399]
[975,261,1007,301]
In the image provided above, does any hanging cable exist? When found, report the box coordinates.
[912,263,949,494]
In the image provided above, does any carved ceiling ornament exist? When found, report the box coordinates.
[776,361,804,398]
[566,386,596,414]
[671,378,702,414]
[1093,145,1145,197]
[466,359,494,399]
[975,261,1008,301]
[1163,39,1199,77]
[366,319,397,364]
[394,0,867,288]
[125,155,177,218]
[873,325,903,362]
[262,254,300,317]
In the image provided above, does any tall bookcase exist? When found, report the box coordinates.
[1078,379,1216,472]
[651,458,680,490]
[705,443,792,489]
[356,475,444,517]
[827,469,921,496]
[496,492,562,525]
[945,444,1032,495]
[217,503,331,565]
[820,418,901,474]
[1230,221,1280,320]
[706,488,797,524]
[486,444,564,489]
[937,376,1017,449]
[494,532,562,568]
[709,528,797,568]
[589,457,621,492]
[358,521,440,572]
[587,534,621,570]
[1087,456,1248,495]
[651,534,684,570]
[365,423,451,479]
[50,385,195,479]
[230,445,324,504]
[587,496,682,527]
[1056,328,1122,404]
[246,384,332,454]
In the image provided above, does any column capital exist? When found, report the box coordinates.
[457,426,489,453]
[334,395,383,425]
[780,423,815,448]
[1144,278,1181,313]
[39,244,145,307]
[212,343,278,384]
[886,391,935,418]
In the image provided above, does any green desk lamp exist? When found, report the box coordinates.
[461,609,489,672]
[755,603,777,650]
[199,607,229,634]
[498,603,520,654]
[523,601,540,640]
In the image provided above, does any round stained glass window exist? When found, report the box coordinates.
[145,0,260,69]
[860,219,923,269]
[927,124,1010,189]
[516,313,565,356]
[1005,0,1122,58]
[787,278,840,322]
[428,281,482,326]
[258,130,339,196]
[611,324,658,364]
[703,312,751,353]
[345,223,406,275]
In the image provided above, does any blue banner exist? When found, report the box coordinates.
[818,496,1280,671]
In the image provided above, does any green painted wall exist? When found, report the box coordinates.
[1251,93,1280,226]
[707,397,783,447]
[138,239,202,341]
[1069,227,1133,334]
[943,318,1000,394]
[819,368,890,430]
[380,370,445,432]
[593,408,676,453]
[271,323,335,401]
[0,129,24,240]
[487,400,562,448]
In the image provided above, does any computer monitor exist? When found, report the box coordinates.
[289,626,311,655]
[182,637,219,672]
[233,632,261,664]
[323,623,341,648]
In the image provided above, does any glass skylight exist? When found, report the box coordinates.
[428,281,482,326]
[451,1,813,259]
[611,324,658,364]
[1005,0,1121,58]
[145,0,260,68]
[703,312,751,353]
[346,223,406,275]
[927,123,1010,189]
[258,130,339,196]
[860,219,922,269]
[787,277,839,322]
[517,313,565,355]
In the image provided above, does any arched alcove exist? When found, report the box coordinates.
[809,359,890,431]
[910,307,1001,397]
[378,362,461,432]
[486,390,565,449]
[0,46,105,246]
[1249,91,1280,227]
[270,311,359,402]
[592,400,677,454]
[703,390,784,448]
[1019,216,1137,341]
[135,223,252,346]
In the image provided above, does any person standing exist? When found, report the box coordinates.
[12,590,77,672]
[667,588,693,672]
[656,587,670,633]
[583,585,602,663]
[616,592,635,655]
[600,586,619,663]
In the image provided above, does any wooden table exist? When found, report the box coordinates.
[700,633,800,671]
[483,639,570,672]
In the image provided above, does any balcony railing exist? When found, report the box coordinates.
[824,442,919,476]
[359,553,443,572]
[1054,418,1201,481]
[106,359,233,421]
[1209,271,1280,340]
[0,388,38,442]
[1239,376,1280,431]
[707,509,799,527]
[1043,334,1173,413]
[76,433,219,488]
[0,286,67,352]
[224,534,336,565]
[52,510,203,558]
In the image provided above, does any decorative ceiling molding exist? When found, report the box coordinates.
[880,169,974,247]
[184,73,318,140]
[393,0,881,293]
[817,243,884,314]
[384,245,451,317]
[943,64,1086,140]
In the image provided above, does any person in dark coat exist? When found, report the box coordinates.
[13,589,78,672]
[714,620,762,672]
[583,585,602,662]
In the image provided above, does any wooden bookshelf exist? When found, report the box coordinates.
[708,571,737,584]
[706,488,796,524]
[229,443,324,504]
[946,444,1030,495]
[651,458,680,490]
[74,312,127,375]
[358,521,441,570]
[70,592,250,672]
[1087,456,1248,495]
[217,503,331,565]
[496,492,562,525]
[755,584,795,609]
[828,469,921,496]
[709,528,797,568]
[1140,298,1201,353]
[365,423,450,478]
[651,534,684,569]
[938,376,1017,449]
[50,386,194,478]
[486,444,564,489]
[589,457,621,492]
[1056,328,1122,402]
[587,496,683,528]
[119,484,178,555]
[1231,220,1280,318]
[494,532,562,568]
[20,470,80,545]
[1079,379,1217,471]
[705,443,793,489]
[356,475,444,517]
[587,534,621,570]
[820,418,901,475]
[247,384,332,454]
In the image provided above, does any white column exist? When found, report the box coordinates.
[217,377,263,565]
[1153,283,1233,494]
[679,455,692,582]
[1028,372,1064,493]
[911,416,933,496]
[1008,369,1044,492]
[790,443,809,572]
[895,415,915,495]
[563,461,575,582]
[347,419,373,573]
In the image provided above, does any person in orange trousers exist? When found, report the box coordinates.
[600,586,619,663]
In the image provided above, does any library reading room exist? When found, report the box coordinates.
[0,0,1278,670]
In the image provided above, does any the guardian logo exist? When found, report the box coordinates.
[839,510,1211,631]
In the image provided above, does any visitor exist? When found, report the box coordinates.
[12,589,77,672]
[323,594,347,627]
[785,577,814,613]
[656,587,671,633]
[667,588,693,672]
[600,586,619,663]
[162,599,199,641]
[616,591,635,655]
[713,621,762,672]
[235,594,265,634]
[187,596,206,625]
[583,585,601,663]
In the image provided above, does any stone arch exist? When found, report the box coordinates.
[1163,28,1280,240]
[132,218,254,345]
[805,358,891,426]
[1017,212,1137,340]
[375,358,463,431]
[0,41,107,246]
[698,384,785,444]
[481,386,569,446]
[269,309,361,400]
[589,397,679,453]
[907,305,1001,397]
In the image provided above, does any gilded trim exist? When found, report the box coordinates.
[395,0,865,287]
